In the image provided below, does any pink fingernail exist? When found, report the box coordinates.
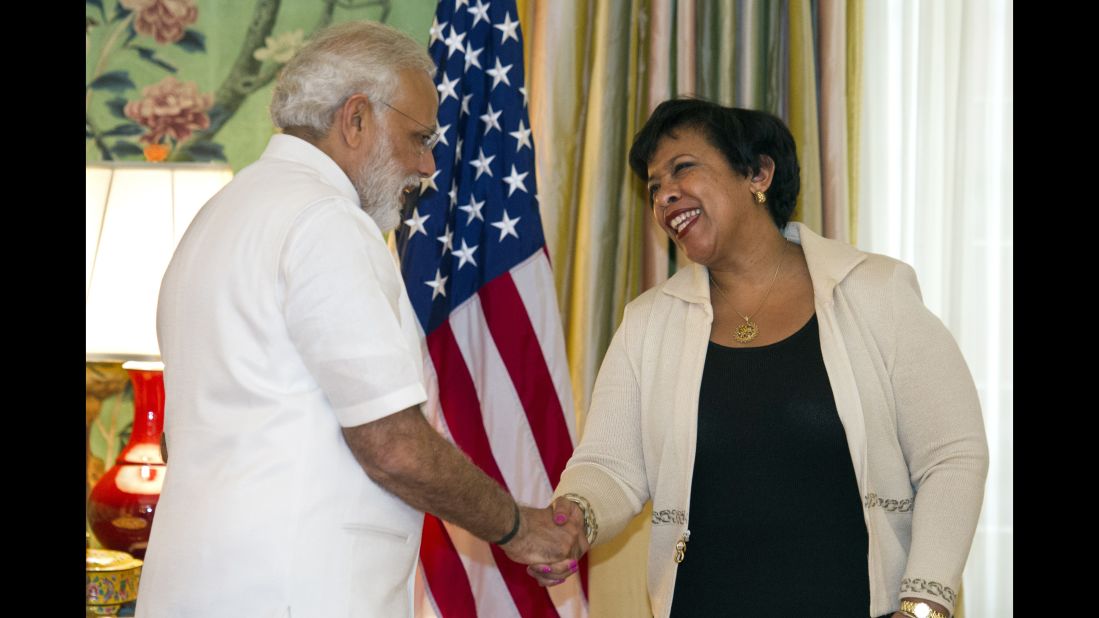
[569,560,578,572]
[554,514,567,524]
[540,566,552,574]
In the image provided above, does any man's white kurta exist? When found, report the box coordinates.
[136,134,428,618]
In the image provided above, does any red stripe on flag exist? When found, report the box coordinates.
[425,321,507,486]
[425,322,560,618]
[489,544,564,618]
[479,273,574,487]
[580,554,589,598]
[419,514,477,617]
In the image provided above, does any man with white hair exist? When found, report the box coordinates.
[135,21,585,617]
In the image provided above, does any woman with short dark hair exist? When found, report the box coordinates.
[532,98,987,618]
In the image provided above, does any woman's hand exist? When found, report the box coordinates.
[525,499,589,586]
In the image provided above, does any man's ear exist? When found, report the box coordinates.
[337,93,373,148]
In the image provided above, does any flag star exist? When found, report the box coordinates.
[448,179,458,207]
[443,26,466,58]
[436,123,451,147]
[509,119,532,152]
[452,238,479,270]
[403,207,431,237]
[425,268,448,300]
[519,86,529,107]
[480,103,502,135]
[491,210,521,241]
[454,136,463,164]
[485,57,513,90]
[428,16,447,47]
[467,0,491,28]
[420,169,440,195]
[494,11,520,44]
[454,0,470,8]
[460,93,473,117]
[502,164,529,196]
[469,148,495,180]
[436,224,453,253]
[437,72,460,103]
[464,42,484,72]
[458,196,485,224]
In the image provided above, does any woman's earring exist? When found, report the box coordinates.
[754,191,766,205]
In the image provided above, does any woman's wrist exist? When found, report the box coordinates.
[898,597,950,618]
[559,493,598,545]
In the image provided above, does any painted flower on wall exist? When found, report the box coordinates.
[124,76,214,144]
[119,0,199,45]
[253,29,305,64]
[88,0,392,164]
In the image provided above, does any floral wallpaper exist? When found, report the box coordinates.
[86,0,436,170]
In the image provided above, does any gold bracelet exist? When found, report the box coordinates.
[899,600,949,618]
[560,493,598,545]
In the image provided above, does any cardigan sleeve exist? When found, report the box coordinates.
[554,309,651,545]
[890,261,989,614]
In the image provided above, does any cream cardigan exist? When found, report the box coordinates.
[556,223,988,617]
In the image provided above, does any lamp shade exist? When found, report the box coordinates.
[86,162,232,361]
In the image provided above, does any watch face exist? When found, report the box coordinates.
[913,603,932,618]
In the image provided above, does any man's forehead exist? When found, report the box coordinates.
[393,70,439,119]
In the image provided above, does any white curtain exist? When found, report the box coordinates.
[858,1,1012,616]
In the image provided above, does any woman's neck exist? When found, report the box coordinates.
[708,225,789,288]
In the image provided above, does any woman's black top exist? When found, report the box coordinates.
[669,315,872,617]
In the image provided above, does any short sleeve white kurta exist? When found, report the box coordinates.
[136,134,428,618]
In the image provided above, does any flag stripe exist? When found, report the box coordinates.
[449,296,554,506]
[488,543,560,618]
[510,252,578,443]
[425,320,508,486]
[424,322,559,617]
[419,515,478,617]
[448,294,588,614]
[480,272,573,487]
[443,521,522,617]
[509,257,588,606]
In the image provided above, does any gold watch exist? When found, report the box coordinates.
[900,600,948,618]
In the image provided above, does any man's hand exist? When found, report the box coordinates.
[343,408,589,566]
[501,504,587,570]
[523,498,587,587]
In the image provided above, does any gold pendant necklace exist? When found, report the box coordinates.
[710,242,787,344]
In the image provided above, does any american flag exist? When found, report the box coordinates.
[395,1,587,616]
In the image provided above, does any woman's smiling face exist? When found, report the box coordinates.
[646,127,766,267]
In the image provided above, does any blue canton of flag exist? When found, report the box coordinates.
[396,0,542,335]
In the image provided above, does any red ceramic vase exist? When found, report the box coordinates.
[87,366,166,559]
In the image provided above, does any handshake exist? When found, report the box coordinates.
[498,498,590,587]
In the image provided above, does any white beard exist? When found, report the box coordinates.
[353,131,420,233]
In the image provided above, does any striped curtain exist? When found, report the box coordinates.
[521,1,863,616]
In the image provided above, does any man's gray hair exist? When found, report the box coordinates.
[270,20,435,138]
